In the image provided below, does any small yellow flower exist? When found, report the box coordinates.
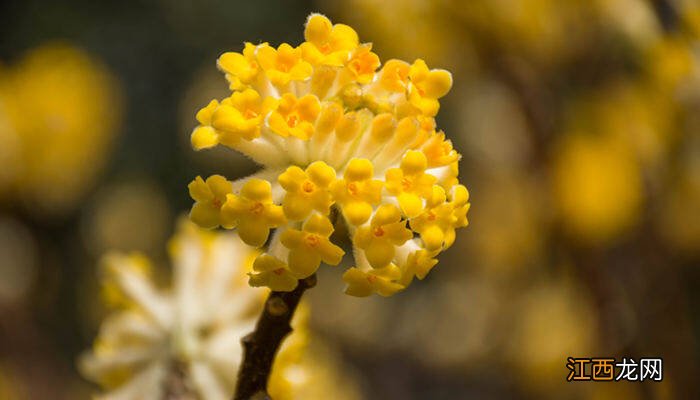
[331,158,384,225]
[220,178,286,246]
[301,13,359,66]
[257,43,313,87]
[248,254,299,291]
[421,131,460,167]
[268,93,321,139]
[378,59,410,93]
[451,184,471,229]
[280,214,345,278]
[410,184,469,251]
[385,150,436,218]
[342,264,404,297]
[278,161,337,220]
[191,99,220,149]
[212,89,276,141]
[188,175,232,229]
[354,204,412,269]
[340,44,380,84]
[407,59,453,116]
[192,89,277,149]
[400,250,439,285]
[218,42,260,90]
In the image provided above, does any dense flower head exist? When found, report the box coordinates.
[188,13,469,296]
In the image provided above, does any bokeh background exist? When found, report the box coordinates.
[1,0,699,398]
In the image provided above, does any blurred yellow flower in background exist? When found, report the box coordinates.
[507,277,598,394]
[330,0,459,69]
[552,132,643,245]
[0,43,122,216]
[81,179,172,258]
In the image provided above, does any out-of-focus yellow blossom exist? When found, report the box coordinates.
[463,171,545,275]
[448,0,597,65]
[334,0,458,68]
[272,340,364,400]
[187,14,469,295]
[507,277,597,394]
[573,84,673,168]
[552,132,643,244]
[79,218,311,400]
[0,43,122,215]
[647,36,696,92]
[82,179,172,259]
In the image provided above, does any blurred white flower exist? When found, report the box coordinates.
[79,218,270,399]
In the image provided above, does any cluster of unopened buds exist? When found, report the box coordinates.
[188,14,470,296]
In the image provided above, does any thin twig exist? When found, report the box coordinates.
[233,274,317,400]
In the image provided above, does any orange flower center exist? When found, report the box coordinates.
[373,226,385,237]
[273,268,285,275]
[347,182,359,196]
[287,114,299,127]
[401,177,413,191]
[250,202,264,214]
[243,109,258,119]
[305,234,320,247]
[302,180,315,193]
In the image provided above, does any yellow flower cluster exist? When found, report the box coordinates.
[188,14,469,296]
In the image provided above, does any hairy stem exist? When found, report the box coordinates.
[233,274,317,400]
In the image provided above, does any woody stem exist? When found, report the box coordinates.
[233,274,317,400]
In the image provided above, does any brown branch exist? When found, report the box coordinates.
[233,274,317,400]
